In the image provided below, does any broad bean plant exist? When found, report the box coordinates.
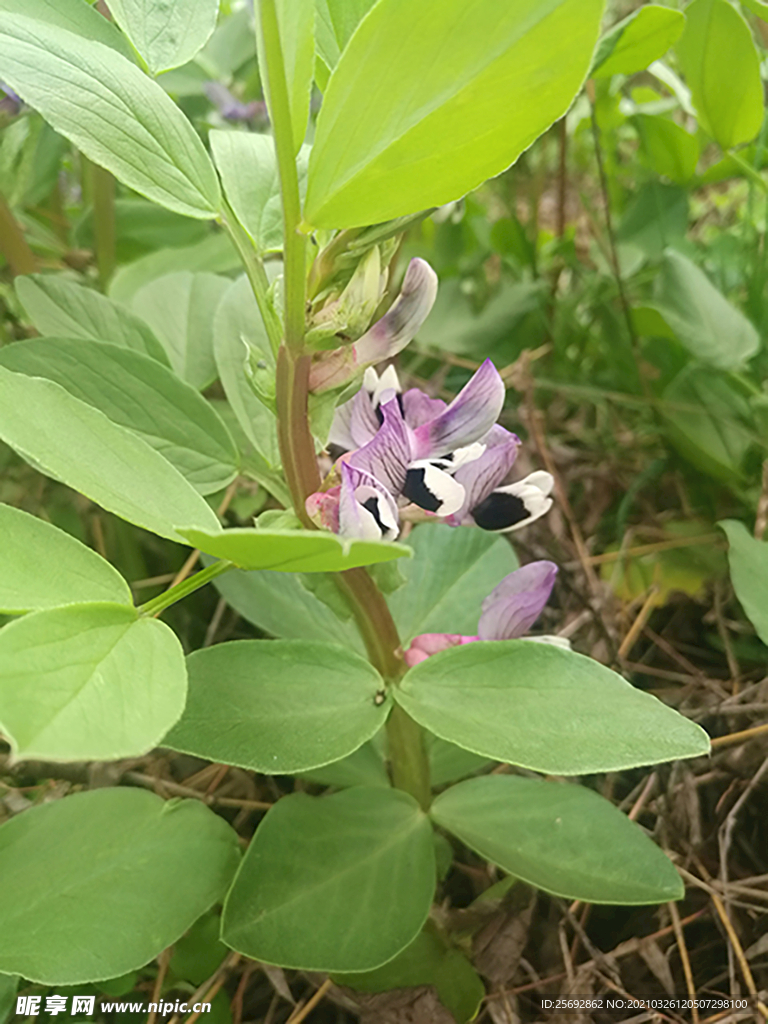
[0,0,714,1015]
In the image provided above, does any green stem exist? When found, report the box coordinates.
[258,0,306,353]
[254,0,431,808]
[0,192,36,276]
[90,162,116,288]
[729,150,768,194]
[221,202,283,356]
[386,704,431,811]
[275,345,321,523]
[334,568,404,679]
[138,560,235,617]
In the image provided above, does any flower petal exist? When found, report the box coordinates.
[347,396,410,495]
[447,426,520,523]
[478,560,558,641]
[470,470,554,533]
[402,461,466,516]
[339,462,399,541]
[352,258,438,365]
[402,387,445,428]
[410,359,506,459]
[403,632,477,667]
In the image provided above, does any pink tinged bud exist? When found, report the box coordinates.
[403,632,478,668]
[352,258,438,366]
[477,561,558,641]
[308,259,437,394]
[308,345,356,394]
[305,487,341,533]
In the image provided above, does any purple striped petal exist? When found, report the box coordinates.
[478,561,558,641]
[410,359,506,459]
[352,259,438,365]
[402,387,446,428]
[347,396,410,495]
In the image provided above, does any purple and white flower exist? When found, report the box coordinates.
[404,560,564,667]
[306,258,556,543]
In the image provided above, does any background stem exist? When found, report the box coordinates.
[0,193,36,276]
[222,203,283,356]
[89,161,116,288]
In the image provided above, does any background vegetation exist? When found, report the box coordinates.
[1,0,768,1020]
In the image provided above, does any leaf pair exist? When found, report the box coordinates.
[220,775,684,975]
[0,0,607,232]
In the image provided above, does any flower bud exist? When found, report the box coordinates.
[309,258,437,393]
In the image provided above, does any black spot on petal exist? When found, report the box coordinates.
[361,496,387,535]
[402,467,441,512]
[471,491,529,531]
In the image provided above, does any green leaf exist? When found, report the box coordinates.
[168,913,228,986]
[299,738,390,788]
[15,274,169,365]
[649,250,759,370]
[132,272,231,390]
[431,775,684,904]
[180,526,412,573]
[0,602,186,762]
[314,0,376,87]
[0,16,221,218]
[676,0,763,149]
[305,0,604,228]
[0,975,17,1024]
[592,5,685,78]
[109,234,240,305]
[75,198,210,262]
[256,1,315,153]
[615,182,688,260]
[740,0,768,20]
[428,735,493,788]
[107,0,220,75]
[635,114,699,184]
[395,640,710,774]
[719,520,768,645]
[0,365,221,543]
[0,503,131,614]
[221,787,435,971]
[333,925,484,1024]
[165,640,389,774]
[211,133,310,255]
[662,366,755,483]
[0,0,135,59]
[0,787,239,984]
[209,562,365,653]
[415,277,546,358]
[387,524,518,644]
[0,339,238,496]
[214,276,281,469]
